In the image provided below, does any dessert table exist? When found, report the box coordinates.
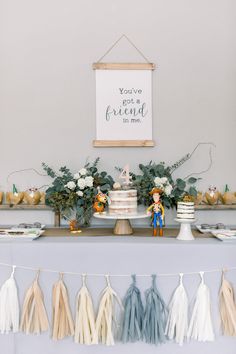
[0,228,235,354]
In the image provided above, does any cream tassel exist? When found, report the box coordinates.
[219,270,236,336]
[0,265,19,333]
[20,270,49,334]
[187,272,214,342]
[93,275,123,346]
[165,273,188,345]
[52,273,74,340]
[74,274,96,345]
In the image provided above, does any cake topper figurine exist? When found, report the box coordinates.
[93,187,109,213]
[119,164,132,186]
[147,187,165,237]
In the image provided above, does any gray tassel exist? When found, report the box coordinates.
[122,275,144,343]
[143,274,167,345]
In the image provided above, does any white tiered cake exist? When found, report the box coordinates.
[108,189,137,215]
[177,201,195,219]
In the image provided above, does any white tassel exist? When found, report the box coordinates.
[165,273,188,346]
[74,274,96,345]
[187,272,214,342]
[93,275,123,346]
[0,265,19,333]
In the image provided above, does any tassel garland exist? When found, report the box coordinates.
[52,273,74,340]
[0,265,19,333]
[187,272,214,342]
[93,275,123,346]
[122,274,144,343]
[219,271,236,336]
[20,271,49,334]
[143,274,167,345]
[0,261,234,346]
[165,273,188,346]
[74,274,96,345]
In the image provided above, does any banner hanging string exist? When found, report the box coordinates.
[96,34,151,63]
[0,261,235,278]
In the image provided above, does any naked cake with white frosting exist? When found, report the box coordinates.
[177,201,195,219]
[108,189,137,215]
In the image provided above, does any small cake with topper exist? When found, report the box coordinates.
[175,195,196,241]
[177,195,195,220]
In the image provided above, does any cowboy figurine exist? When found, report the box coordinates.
[147,187,165,236]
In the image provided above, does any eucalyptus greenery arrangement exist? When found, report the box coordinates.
[116,150,200,209]
[42,143,213,225]
[129,160,198,209]
[42,158,113,226]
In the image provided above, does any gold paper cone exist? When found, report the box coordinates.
[6,192,24,205]
[194,192,203,205]
[221,192,234,205]
[204,191,220,205]
[24,191,41,205]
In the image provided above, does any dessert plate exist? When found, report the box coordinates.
[0,228,44,240]
[211,230,236,242]
[196,224,228,234]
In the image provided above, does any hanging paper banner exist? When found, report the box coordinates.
[93,63,155,147]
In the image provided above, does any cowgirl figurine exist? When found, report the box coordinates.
[147,187,165,236]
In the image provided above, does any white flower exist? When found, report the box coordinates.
[85,176,94,187]
[76,191,83,197]
[160,177,168,183]
[73,173,80,180]
[113,182,121,190]
[79,168,87,176]
[154,177,162,186]
[165,184,173,196]
[65,181,76,190]
[77,178,86,190]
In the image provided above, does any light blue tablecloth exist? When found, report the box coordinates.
[0,234,235,354]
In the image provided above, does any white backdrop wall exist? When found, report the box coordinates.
[0,0,235,226]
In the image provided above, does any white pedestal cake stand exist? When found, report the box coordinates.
[175,218,196,241]
[94,212,150,235]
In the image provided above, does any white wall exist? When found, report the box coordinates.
[0,0,235,226]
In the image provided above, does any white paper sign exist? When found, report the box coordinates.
[95,69,153,141]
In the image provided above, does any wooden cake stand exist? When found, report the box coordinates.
[94,212,151,235]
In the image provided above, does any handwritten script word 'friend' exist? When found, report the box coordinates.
[106,103,148,121]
